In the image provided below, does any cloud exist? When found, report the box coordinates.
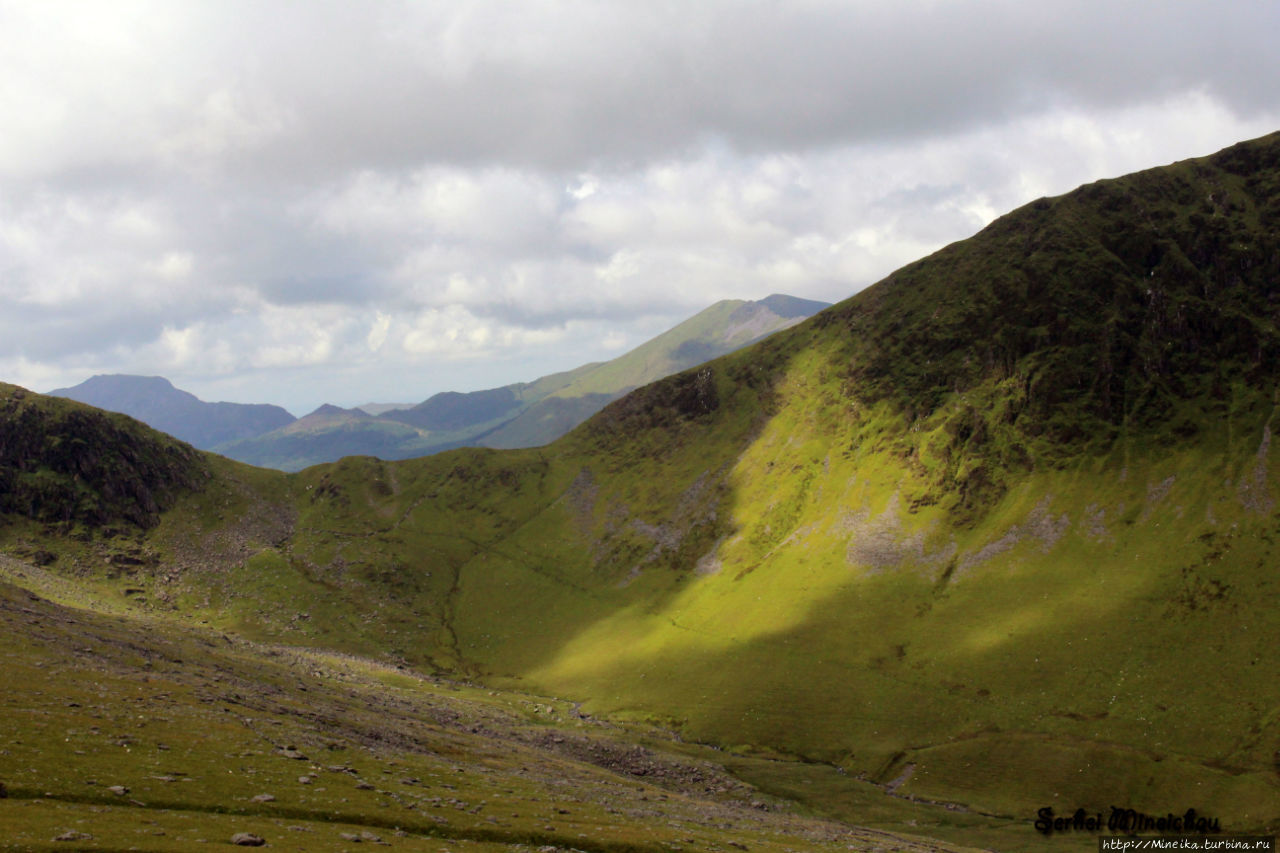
[0,1,1277,411]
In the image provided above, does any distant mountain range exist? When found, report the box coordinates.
[48,374,295,449]
[51,293,828,470]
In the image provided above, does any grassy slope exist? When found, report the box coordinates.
[4,133,1280,848]
[429,133,1280,835]
[0,578,966,853]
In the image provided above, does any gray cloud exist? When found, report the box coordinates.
[0,1,1277,412]
[124,1,1280,171]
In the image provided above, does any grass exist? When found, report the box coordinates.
[0,578,966,853]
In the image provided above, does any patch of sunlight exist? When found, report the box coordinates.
[959,603,1062,653]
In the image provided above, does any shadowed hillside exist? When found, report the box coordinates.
[0,383,207,529]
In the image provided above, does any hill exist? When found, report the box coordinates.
[4,132,1280,849]
[50,374,296,449]
[211,403,449,472]
[0,382,207,529]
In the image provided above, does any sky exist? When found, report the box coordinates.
[2,1,1278,415]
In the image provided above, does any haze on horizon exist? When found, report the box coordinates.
[2,0,1278,415]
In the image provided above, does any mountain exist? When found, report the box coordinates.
[0,398,956,852]
[222,293,828,470]
[211,403,441,472]
[355,401,414,416]
[49,374,295,449]
[4,131,1280,850]
[474,293,829,448]
[377,361,599,434]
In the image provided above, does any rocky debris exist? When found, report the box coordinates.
[956,495,1068,575]
[560,468,600,535]
[339,830,385,843]
[275,745,308,760]
[54,830,94,842]
[884,763,915,794]
[231,831,266,846]
[844,494,934,572]
[527,731,751,801]
[250,793,276,803]
[298,775,314,784]
[107,785,129,796]
[1238,419,1275,513]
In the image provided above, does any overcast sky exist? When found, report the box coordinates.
[3,1,1278,414]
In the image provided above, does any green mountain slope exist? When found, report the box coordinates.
[4,132,1280,848]
[0,383,207,529]
[0,577,969,853]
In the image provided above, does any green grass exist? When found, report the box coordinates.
[0,579,964,852]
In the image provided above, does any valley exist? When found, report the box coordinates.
[4,131,1280,850]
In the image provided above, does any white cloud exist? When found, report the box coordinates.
[367,312,391,352]
[147,252,194,281]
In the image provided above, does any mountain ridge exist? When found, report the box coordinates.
[217,292,828,468]
[50,373,296,448]
[49,294,827,471]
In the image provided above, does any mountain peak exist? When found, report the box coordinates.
[306,403,362,418]
[49,374,295,449]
